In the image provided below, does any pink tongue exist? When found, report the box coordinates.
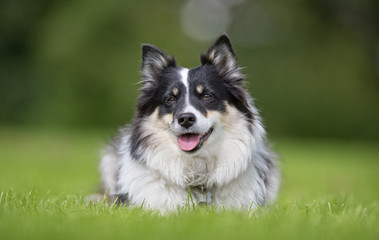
[178,134,200,151]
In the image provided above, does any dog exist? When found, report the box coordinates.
[99,34,279,212]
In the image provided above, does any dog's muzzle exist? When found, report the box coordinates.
[177,127,214,152]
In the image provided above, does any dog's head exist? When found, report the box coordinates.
[134,34,254,155]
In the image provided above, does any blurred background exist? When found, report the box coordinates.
[1,0,379,140]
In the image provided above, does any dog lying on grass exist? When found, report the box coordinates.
[98,34,279,212]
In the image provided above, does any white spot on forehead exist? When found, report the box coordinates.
[180,68,204,121]
[180,68,190,107]
[180,68,189,89]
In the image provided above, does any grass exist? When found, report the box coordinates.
[0,128,378,239]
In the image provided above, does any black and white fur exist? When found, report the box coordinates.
[100,34,279,212]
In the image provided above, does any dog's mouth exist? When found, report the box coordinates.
[177,127,214,153]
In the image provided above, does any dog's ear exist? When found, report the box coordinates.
[201,34,251,116]
[141,44,176,85]
[200,33,244,83]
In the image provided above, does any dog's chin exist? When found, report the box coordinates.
[176,127,214,154]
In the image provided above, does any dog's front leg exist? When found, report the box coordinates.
[118,159,188,213]
[211,164,265,210]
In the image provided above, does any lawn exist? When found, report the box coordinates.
[0,128,378,239]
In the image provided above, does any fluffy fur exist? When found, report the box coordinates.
[99,34,279,212]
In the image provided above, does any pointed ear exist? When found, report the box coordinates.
[200,33,243,82]
[141,44,176,85]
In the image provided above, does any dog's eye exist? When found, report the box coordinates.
[165,96,177,106]
[202,93,213,101]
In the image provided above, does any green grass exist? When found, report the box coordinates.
[0,128,378,239]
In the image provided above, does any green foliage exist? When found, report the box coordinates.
[0,129,378,239]
[1,190,378,240]
[0,0,378,139]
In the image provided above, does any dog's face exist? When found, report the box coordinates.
[135,34,253,155]
[157,64,228,153]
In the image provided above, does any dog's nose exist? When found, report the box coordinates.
[178,113,196,128]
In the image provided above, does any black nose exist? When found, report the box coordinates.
[178,113,196,128]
